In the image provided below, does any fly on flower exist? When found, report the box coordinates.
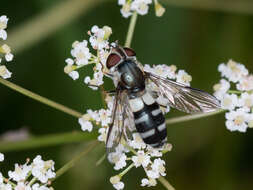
[105,44,221,153]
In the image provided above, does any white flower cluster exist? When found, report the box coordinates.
[0,15,14,79]
[144,64,192,86]
[64,25,112,88]
[0,153,55,190]
[108,142,172,189]
[118,0,165,18]
[213,59,253,132]
[79,98,172,190]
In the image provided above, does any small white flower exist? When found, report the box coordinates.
[113,181,124,190]
[225,108,249,132]
[131,0,152,15]
[143,64,177,79]
[213,79,230,100]
[65,58,74,65]
[68,71,79,80]
[218,60,248,83]
[31,155,56,183]
[0,153,4,162]
[8,163,31,182]
[15,182,31,190]
[5,53,13,62]
[0,183,12,190]
[98,127,108,142]
[129,133,146,150]
[152,158,166,176]
[131,150,150,168]
[118,0,132,18]
[0,65,12,79]
[71,40,91,66]
[141,178,157,187]
[32,184,50,190]
[108,152,127,170]
[238,92,253,111]
[220,93,238,110]
[236,75,253,91]
[78,117,93,132]
[146,146,162,157]
[176,70,192,86]
[0,15,8,40]
[87,109,100,122]
[89,26,111,50]
[98,109,111,127]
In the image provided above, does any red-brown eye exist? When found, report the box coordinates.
[124,47,136,57]
[106,53,121,69]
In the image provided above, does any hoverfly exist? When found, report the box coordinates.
[105,44,220,152]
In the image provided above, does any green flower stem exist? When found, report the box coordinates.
[124,11,138,47]
[227,90,242,94]
[52,141,99,181]
[28,177,37,186]
[119,163,135,178]
[163,0,253,15]
[158,176,175,190]
[0,131,96,152]
[0,78,82,118]
[166,109,225,125]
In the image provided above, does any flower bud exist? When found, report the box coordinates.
[155,1,165,17]
[103,26,112,40]
[110,175,121,184]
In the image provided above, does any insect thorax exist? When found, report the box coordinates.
[116,60,145,97]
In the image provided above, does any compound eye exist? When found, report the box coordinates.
[106,53,121,69]
[124,47,136,57]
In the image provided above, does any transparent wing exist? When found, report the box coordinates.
[145,72,221,113]
[106,89,134,153]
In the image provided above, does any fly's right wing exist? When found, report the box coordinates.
[145,72,221,114]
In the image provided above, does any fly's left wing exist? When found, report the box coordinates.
[145,72,221,114]
[106,89,134,154]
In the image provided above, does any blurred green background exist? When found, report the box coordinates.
[1,0,253,189]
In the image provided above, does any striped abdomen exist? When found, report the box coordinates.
[129,92,167,148]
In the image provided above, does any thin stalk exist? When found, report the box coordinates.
[0,131,96,152]
[28,177,37,186]
[227,90,242,94]
[0,78,82,118]
[119,163,135,178]
[96,153,106,166]
[124,12,138,47]
[166,109,225,125]
[158,176,175,190]
[52,141,99,181]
